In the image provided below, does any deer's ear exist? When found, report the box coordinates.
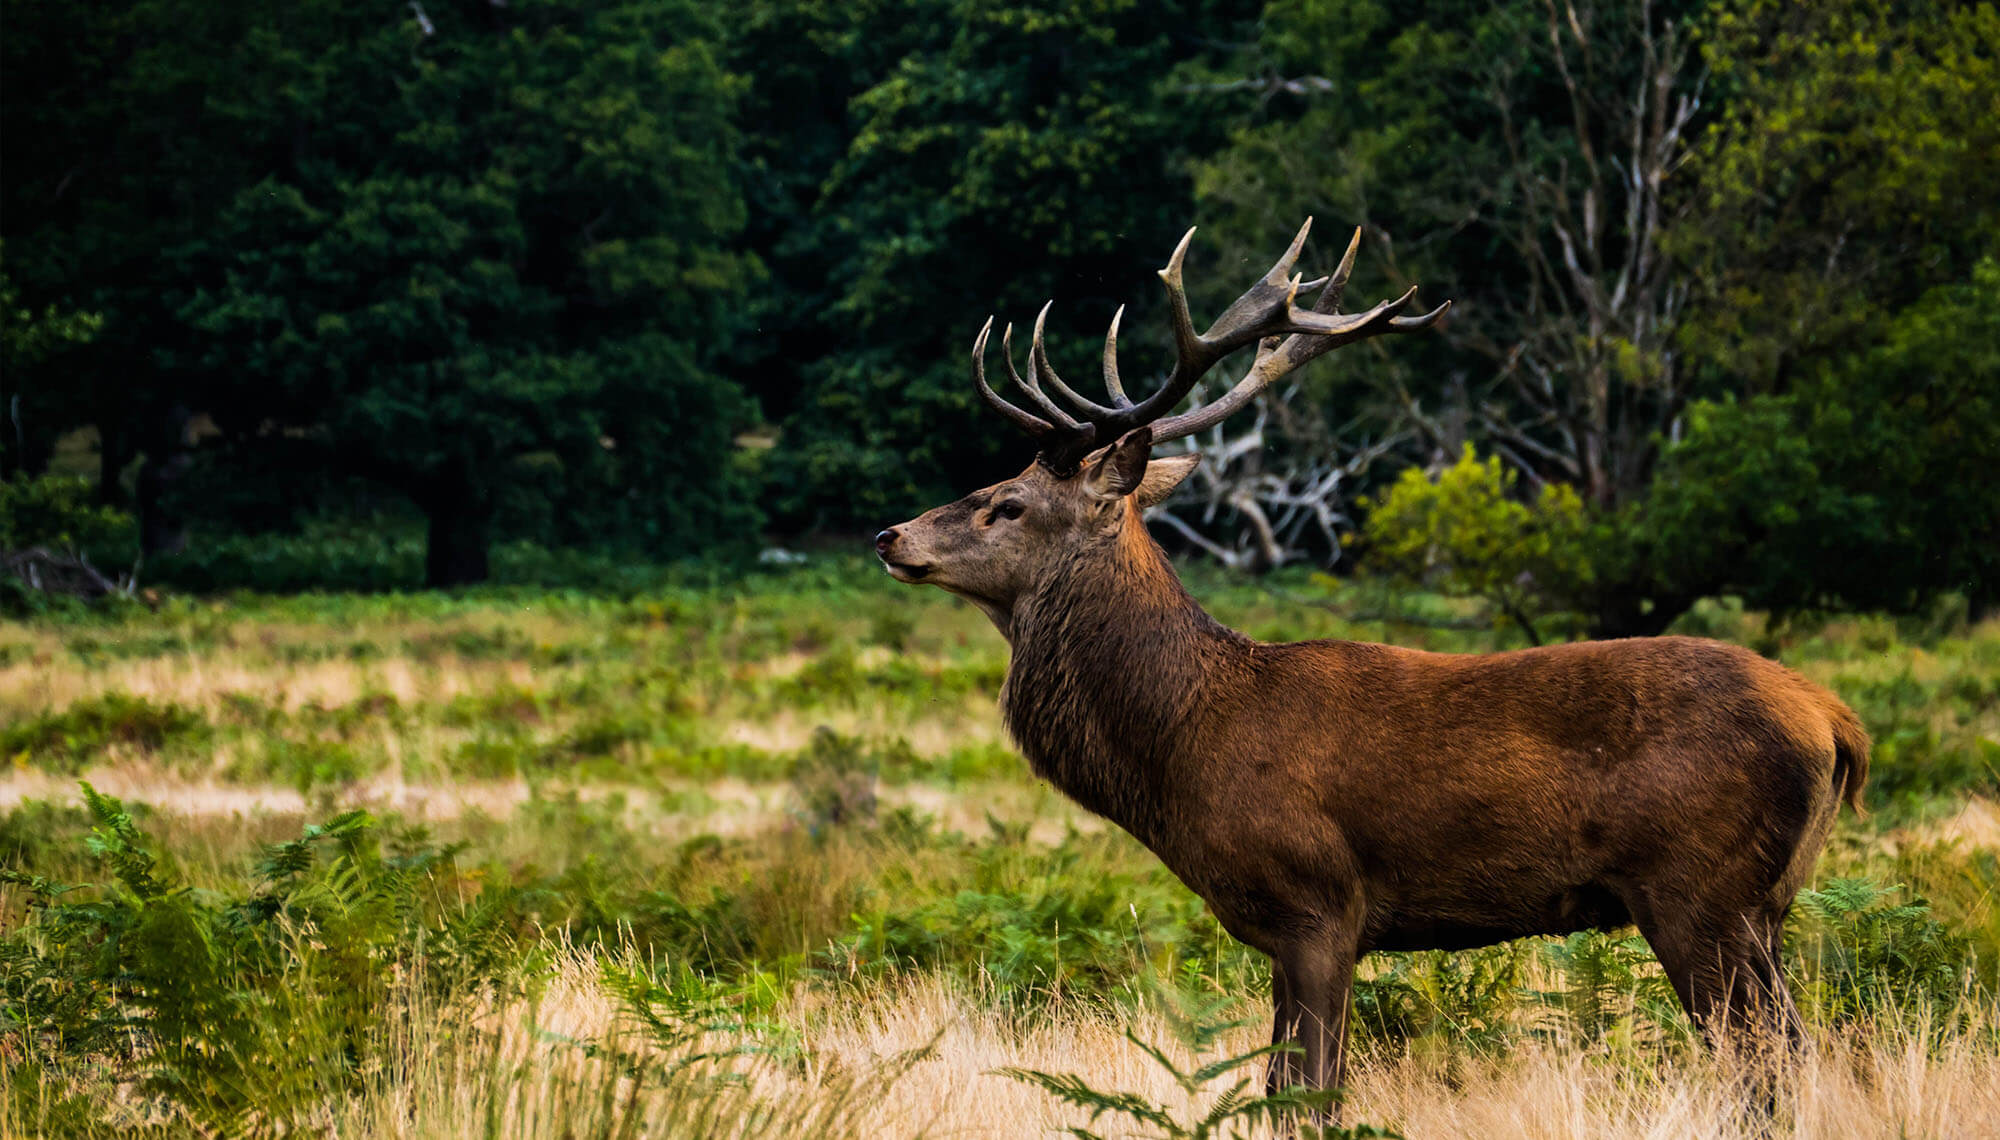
[1084,427,1154,501]
[1135,453,1199,509]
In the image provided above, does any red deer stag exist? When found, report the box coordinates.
[873,220,1869,1099]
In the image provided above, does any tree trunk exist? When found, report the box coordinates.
[1969,586,1997,627]
[97,421,132,507]
[136,405,192,557]
[423,481,493,588]
[1,388,56,479]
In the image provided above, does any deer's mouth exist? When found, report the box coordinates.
[884,560,932,582]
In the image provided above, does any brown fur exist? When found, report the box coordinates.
[877,431,1869,1098]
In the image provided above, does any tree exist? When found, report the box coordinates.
[0,0,220,504]
[3,0,761,585]
[738,0,1263,530]
[1188,0,1712,632]
[1672,0,2000,392]
[0,246,101,478]
[1629,0,2000,623]
[1635,260,2000,624]
[1194,0,1997,632]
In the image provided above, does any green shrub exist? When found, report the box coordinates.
[824,829,1259,1013]
[0,474,139,616]
[150,518,429,593]
[790,727,882,832]
[866,608,916,652]
[61,629,206,662]
[1,694,211,774]
[1359,444,1592,645]
[0,474,131,557]
[1836,669,2000,803]
[1789,878,1975,1027]
[1349,943,1530,1054]
[1531,931,1679,1046]
[232,736,378,793]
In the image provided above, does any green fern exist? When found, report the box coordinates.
[1790,878,1973,1027]
[3,786,530,1133]
[995,983,1398,1140]
[79,781,164,899]
[1533,930,1679,1045]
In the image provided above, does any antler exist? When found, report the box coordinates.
[971,219,1450,473]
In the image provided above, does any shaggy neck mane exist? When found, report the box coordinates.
[998,507,1247,837]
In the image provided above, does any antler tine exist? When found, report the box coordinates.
[1151,287,1450,442]
[1001,320,1084,429]
[1157,226,1203,382]
[968,220,1448,469]
[1315,227,1364,315]
[1389,302,1453,330]
[971,317,1054,437]
[1100,305,1133,408]
[1274,285,1439,365]
[1029,302,1119,418]
[1116,217,1319,430]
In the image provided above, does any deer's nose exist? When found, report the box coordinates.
[874,528,899,557]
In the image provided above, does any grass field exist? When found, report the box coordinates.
[3,560,1997,1138]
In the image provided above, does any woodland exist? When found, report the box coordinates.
[2,0,1994,634]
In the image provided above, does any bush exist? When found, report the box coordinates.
[1836,668,2000,804]
[1789,878,1976,1028]
[1349,944,1531,1054]
[0,474,138,615]
[1,694,211,774]
[790,726,882,832]
[0,474,131,556]
[1359,445,1591,644]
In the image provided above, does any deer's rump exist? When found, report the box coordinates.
[1187,635,1865,954]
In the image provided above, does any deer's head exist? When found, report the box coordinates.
[873,428,1199,607]
[875,219,1448,624]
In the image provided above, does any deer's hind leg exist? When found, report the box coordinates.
[1627,889,1795,1043]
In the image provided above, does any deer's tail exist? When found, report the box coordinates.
[1823,695,1872,816]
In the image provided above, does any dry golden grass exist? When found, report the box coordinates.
[10,947,1993,1139]
[163,956,1990,1140]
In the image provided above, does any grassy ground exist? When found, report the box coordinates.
[2,560,1997,1137]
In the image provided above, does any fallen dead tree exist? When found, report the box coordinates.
[2,545,137,601]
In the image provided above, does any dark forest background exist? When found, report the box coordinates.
[3,0,1995,635]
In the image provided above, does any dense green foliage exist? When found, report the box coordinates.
[741,0,1260,526]
[1191,0,1999,632]
[0,249,101,479]
[3,0,760,584]
[1624,0,2000,625]
[0,474,132,558]
[3,0,1995,621]
[1360,445,1591,644]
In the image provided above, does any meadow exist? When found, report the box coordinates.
[2,560,1997,1138]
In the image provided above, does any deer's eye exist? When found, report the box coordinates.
[995,501,1025,520]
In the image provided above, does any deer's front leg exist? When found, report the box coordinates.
[1275,922,1360,1120]
[1265,958,1301,1096]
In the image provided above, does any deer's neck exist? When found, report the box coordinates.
[997,511,1247,837]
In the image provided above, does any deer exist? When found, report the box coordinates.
[872,219,1871,1104]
